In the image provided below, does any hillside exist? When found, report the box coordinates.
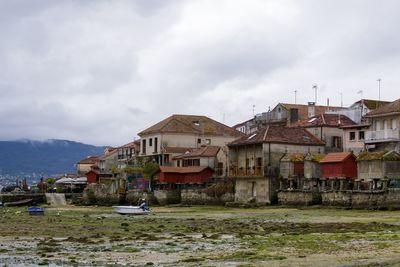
[0,139,106,177]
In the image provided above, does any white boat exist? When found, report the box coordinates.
[112,205,150,215]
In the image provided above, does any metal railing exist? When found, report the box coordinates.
[365,129,399,142]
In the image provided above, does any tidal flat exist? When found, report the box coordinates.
[1,205,400,266]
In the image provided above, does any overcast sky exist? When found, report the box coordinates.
[1,0,400,146]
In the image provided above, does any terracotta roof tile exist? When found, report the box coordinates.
[139,114,244,137]
[77,156,100,164]
[159,166,210,173]
[228,126,325,146]
[163,146,193,154]
[352,99,391,110]
[280,103,343,122]
[365,98,400,117]
[319,152,355,163]
[173,146,220,159]
[291,114,356,127]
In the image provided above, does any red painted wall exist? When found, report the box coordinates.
[86,171,98,183]
[293,163,304,176]
[322,158,357,179]
[158,169,214,184]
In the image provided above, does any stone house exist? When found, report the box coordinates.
[137,114,243,166]
[98,148,118,172]
[292,113,356,153]
[228,125,325,204]
[356,150,400,190]
[116,140,140,169]
[76,156,100,175]
[364,98,400,152]
[172,145,227,177]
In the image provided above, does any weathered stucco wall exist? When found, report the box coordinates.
[304,161,322,179]
[234,177,271,204]
[277,190,321,206]
[181,189,234,205]
[153,189,181,205]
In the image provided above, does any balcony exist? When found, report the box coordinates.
[365,129,400,144]
[230,166,263,177]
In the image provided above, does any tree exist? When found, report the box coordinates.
[142,161,159,191]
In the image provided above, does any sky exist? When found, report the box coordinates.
[1,0,400,146]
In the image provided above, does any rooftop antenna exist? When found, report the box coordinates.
[340,92,343,108]
[222,113,226,123]
[312,84,317,104]
[294,90,298,104]
[252,104,255,117]
[377,78,381,102]
[357,90,363,100]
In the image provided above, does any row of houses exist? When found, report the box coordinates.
[75,97,400,204]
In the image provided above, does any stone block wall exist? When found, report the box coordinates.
[181,189,234,205]
[321,191,352,207]
[278,190,321,206]
[154,189,181,205]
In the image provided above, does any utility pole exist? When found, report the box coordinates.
[312,84,317,104]
[294,90,298,104]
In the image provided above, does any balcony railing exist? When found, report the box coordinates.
[230,166,263,177]
[365,129,400,143]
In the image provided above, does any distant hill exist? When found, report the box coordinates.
[0,139,106,177]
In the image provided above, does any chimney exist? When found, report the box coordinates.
[308,102,316,118]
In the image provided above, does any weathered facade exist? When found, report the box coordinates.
[364,98,400,152]
[228,126,325,204]
[138,114,243,165]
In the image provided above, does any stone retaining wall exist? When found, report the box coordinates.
[0,193,45,204]
[154,190,181,205]
[181,189,234,205]
[278,190,321,206]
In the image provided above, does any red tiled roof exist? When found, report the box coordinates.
[228,126,325,147]
[138,114,244,137]
[352,99,391,110]
[291,114,356,127]
[173,146,220,159]
[98,150,117,160]
[320,152,355,163]
[365,98,400,117]
[163,146,193,154]
[77,156,100,164]
[159,166,210,174]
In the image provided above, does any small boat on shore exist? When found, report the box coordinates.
[112,205,150,215]
[4,198,33,207]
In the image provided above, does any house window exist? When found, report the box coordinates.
[193,159,200,166]
[217,162,223,176]
[349,132,356,141]
[149,138,153,146]
[380,120,384,130]
[142,139,146,154]
[164,154,169,164]
[393,118,398,129]
[154,137,158,153]
[332,136,342,149]
[359,131,365,140]
[177,160,180,167]
[197,138,201,144]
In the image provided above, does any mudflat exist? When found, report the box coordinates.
[1,205,400,266]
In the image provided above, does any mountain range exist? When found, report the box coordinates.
[0,139,106,179]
